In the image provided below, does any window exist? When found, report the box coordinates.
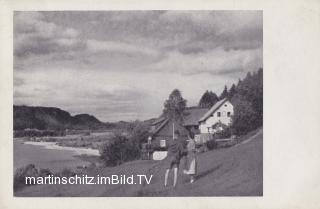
[217,112,221,117]
[224,104,227,107]
[227,112,231,117]
[160,139,166,147]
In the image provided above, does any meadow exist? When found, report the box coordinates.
[15,129,263,196]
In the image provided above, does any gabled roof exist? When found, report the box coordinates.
[183,107,209,126]
[198,98,229,122]
[150,118,169,135]
[150,107,209,136]
[151,117,166,126]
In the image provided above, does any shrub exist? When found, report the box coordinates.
[130,122,150,144]
[38,168,52,177]
[14,164,39,191]
[57,168,76,177]
[206,139,217,150]
[215,127,232,139]
[99,133,140,166]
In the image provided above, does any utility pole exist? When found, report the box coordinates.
[173,122,175,140]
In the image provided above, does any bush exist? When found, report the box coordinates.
[38,168,52,177]
[99,133,140,166]
[57,168,76,177]
[206,139,217,150]
[14,164,78,192]
[14,164,39,191]
[231,96,259,136]
[13,129,66,138]
[215,127,232,139]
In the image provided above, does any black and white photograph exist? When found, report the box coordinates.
[12,11,263,197]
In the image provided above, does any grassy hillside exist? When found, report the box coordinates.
[15,128,262,197]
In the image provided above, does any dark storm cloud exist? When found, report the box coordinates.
[14,11,84,59]
[14,11,262,73]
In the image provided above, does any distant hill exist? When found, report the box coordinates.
[13,105,109,130]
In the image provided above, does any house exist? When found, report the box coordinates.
[148,98,233,160]
[198,98,234,134]
[149,117,189,151]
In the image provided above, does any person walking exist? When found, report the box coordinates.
[164,130,184,187]
[183,132,197,183]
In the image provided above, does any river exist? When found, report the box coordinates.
[14,139,99,172]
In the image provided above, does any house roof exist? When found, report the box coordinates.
[151,117,166,126]
[183,107,209,126]
[150,107,209,136]
[198,98,229,122]
[150,118,169,135]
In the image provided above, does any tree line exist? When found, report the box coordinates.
[198,68,263,135]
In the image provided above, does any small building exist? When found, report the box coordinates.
[149,118,189,151]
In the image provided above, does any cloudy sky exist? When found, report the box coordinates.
[13,11,262,122]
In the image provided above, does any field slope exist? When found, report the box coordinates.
[15,129,263,197]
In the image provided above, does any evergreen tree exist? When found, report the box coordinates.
[198,90,219,108]
[230,68,263,134]
[219,85,229,100]
[228,84,236,99]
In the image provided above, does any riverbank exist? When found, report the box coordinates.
[14,140,98,172]
[23,141,100,156]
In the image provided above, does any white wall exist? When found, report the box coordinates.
[199,101,234,134]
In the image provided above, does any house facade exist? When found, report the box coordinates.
[198,98,234,134]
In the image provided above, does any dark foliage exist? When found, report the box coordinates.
[99,133,140,166]
[219,85,229,100]
[206,139,217,150]
[13,129,66,138]
[13,164,76,192]
[163,89,187,122]
[230,68,263,135]
[198,90,219,108]
[14,164,39,191]
[231,97,259,135]
[214,127,232,139]
[228,84,237,99]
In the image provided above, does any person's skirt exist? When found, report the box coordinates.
[185,152,197,175]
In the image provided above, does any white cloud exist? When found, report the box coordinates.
[86,39,159,56]
[147,47,262,75]
[55,38,79,47]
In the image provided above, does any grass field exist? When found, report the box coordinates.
[15,128,262,197]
